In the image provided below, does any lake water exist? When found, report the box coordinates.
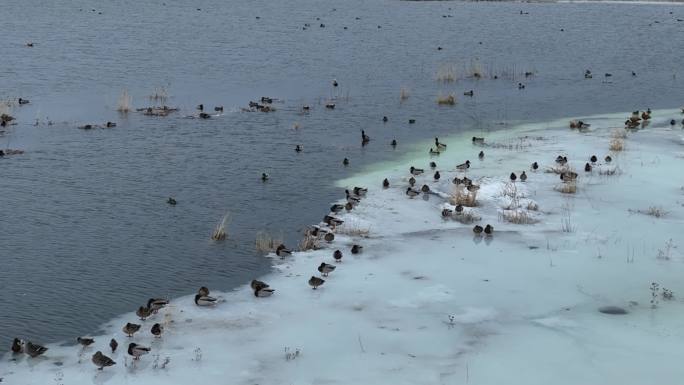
[1,0,683,350]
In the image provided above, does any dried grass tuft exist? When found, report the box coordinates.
[630,206,669,218]
[500,209,538,224]
[436,93,456,105]
[211,212,230,241]
[117,89,132,113]
[449,187,478,207]
[436,64,457,82]
[336,218,371,237]
[554,181,577,194]
[400,87,410,101]
[255,231,284,252]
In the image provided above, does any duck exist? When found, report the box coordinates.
[198,286,210,296]
[147,298,169,313]
[383,116,388,122]
[261,173,269,181]
[302,105,310,111]
[295,145,302,152]
[122,323,141,337]
[261,97,273,104]
[345,202,353,211]
[555,156,568,165]
[456,160,471,171]
[560,171,578,182]
[127,343,151,360]
[324,232,335,242]
[391,139,397,147]
[454,204,464,213]
[467,184,480,192]
[435,137,447,150]
[343,158,349,166]
[194,294,218,306]
[151,323,163,337]
[383,178,390,188]
[473,225,484,235]
[463,90,474,97]
[361,130,370,144]
[441,208,453,218]
[478,151,484,159]
[462,177,472,186]
[452,177,462,185]
[408,177,416,187]
[406,187,420,198]
[214,106,223,112]
[24,341,48,358]
[110,338,118,353]
[325,103,336,109]
[353,186,368,196]
[410,166,424,176]
[308,276,325,289]
[520,171,527,182]
[641,111,651,120]
[531,161,539,170]
[77,337,95,347]
[276,244,293,258]
[429,148,441,155]
[605,155,612,163]
[584,162,592,172]
[167,197,177,205]
[332,79,338,87]
[584,70,593,79]
[324,215,344,227]
[18,98,29,105]
[331,203,345,213]
[197,104,204,111]
[434,171,441,180]
[484,224,493,235]
[421,184,430,193]
[333,250,343,262]
[590,155,597,163]
[318,262,336,277]
[251,280,269,291]
[510,172,517,182]
[472,137,485,144]
[351,244,363,254]
[409,119,416,124]
[11,338,23,353]
[92,351,116,370]
[136,306,152,320]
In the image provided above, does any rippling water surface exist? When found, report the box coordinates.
[1,0,683,348]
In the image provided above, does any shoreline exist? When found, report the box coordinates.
[3,107,684,384]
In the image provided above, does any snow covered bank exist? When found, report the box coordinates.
[3,109,684,385]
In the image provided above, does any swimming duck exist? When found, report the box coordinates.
[410,166,424,176]
[318,262,336,277]
[302,105,310,111]
[92,351,116,370]
[434,171,441,180]
[251,280,269,291]
[332,79,338,87]
[383,178,390,188]
[671,119,676,125]
[136,306,152,320]
[333,250,343,262]
[361,130,370,144]
[463,90,474,97]
[77,337,95,347]
[409,119,416,124]
[560,171,578,182]
[18,98,29,105]
[295,145,302,152]
[473,225,484,235]
[11,338,23,353]
[520,171,527,182]
[584,162,592,172]
[441,208,453,218]
[309,276,325,289]
[151,323,163,338]
[147,298,169,313]
[326,103,336,109]
[194,294,218,306]
[383,116,388,122]
[128,343,151,360]
[456,160,471,171]
[391,139,397,147]
[478,150,484,159]
[167,197,176,205]
[261,173,269,181]
[435,137,447,150]
[472,137,485,143]
[584,70,592,79]
[406,187,420,198]
[353,186,368,196]
[429,148,441,155]
[484,224,493,235]
[409,177,416,187]
[261,97,273,104]
[214,106,223,112]
[276,244,292,258]
[351,244,363,254]
[110,338,118,353]
[122,323,141,337]
[343,158,349,166]
[198,286,210,296]
[510,172,517,182]
[105,121,116,128]
[605,155,612,163]
[421,184,430,193]
[590,155,597,163]
[517,83,525,89]
[197,104,204,111]
[324,232,335,242]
